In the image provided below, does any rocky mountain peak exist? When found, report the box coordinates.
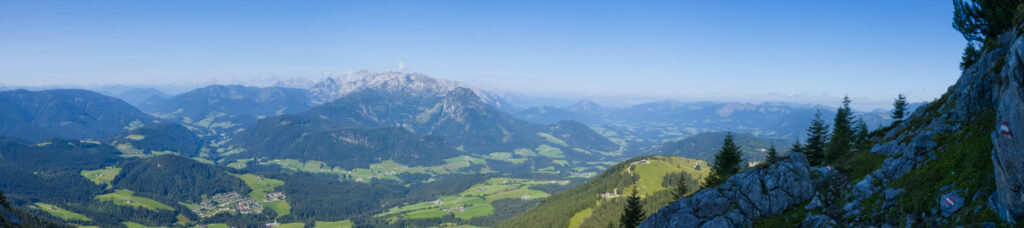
[307,71,500,104]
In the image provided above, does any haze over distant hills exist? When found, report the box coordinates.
[0,70,942,227]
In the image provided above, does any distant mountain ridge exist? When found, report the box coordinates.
[304,86,617,155]
[139,85,317,137]
[0,89,156,142]
[514,99,895,153]
[656,131,791,163]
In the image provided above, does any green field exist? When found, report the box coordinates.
[627,156,709,196]
[95,189,174,211]
[226,158,253,169]
[125,134,145,140]
[232,173,290,217]
[314,220,354,228]
[278,222,305,228]
[513,148,537,157]
[537,132,569,147]
[189,224,229,228]
[379,178,563,221]
[81,166,121,186]
[123,221,161,228]
[568,207,594,228]
[264,156,488,184]
[536,144,563,158]
[33,202,90,222]
[481,152,527,164]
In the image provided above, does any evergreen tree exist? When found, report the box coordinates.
[805,111,829,166]
[790,140,804,154]
[701,132,744,188]
[765,143,780,164]
[953,0,1023,43]
[854,119,869,145]
[892,94,908,121]
[673,174,689,199]
[619,186,645,228]
[826,96,854,164]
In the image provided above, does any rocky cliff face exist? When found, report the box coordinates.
[641,31,1023,226]
[992,31,1024,222]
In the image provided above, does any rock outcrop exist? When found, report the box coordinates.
[992,31,1024,222]
[639,153,815,227]
[639,30,1024,227]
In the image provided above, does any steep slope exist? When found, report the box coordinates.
[0,138,123,172]
[990,30,1024,222]
[640,29,1024,228]
[548,120,619,152]
[0,89,156,142]
[139,85,316,137]
[657,131,791,163]
[108,123,204,157]
[228,115,462,169]
[112,155,250,203]
[500,156,708,228]
[305,87,550,154]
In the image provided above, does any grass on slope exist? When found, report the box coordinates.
[568,207,594,228]
[536,144,564,158]
[628,156,709,196]
[314,220,354,228]
[81,166,121,186]
[32,202,90,222]
[883,111,1001,225]
[263,157,486,183]
[189,224,229,228]
[379,178,562,221]
[95,189,173,211]
[537,133,569,147]
[499,155,706,228]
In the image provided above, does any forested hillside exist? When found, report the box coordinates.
[229,115,462,169]
[0,89,156,142]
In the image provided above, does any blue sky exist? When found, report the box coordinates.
[0,1,964,109]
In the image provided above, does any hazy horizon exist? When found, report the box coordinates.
[1,1,964,110]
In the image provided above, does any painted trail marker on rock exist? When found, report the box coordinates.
[944,196,956,207]
[1000,121,1012,139]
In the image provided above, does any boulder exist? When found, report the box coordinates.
[883,188,904,201]
[801,215,836,228]
[940,191,966,217]
[639,153,815,227]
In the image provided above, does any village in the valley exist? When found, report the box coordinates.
[191,190,287,217]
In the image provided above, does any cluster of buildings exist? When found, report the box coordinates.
[264,192,286,202]
[442,205,467,213]
[192,192,264,217]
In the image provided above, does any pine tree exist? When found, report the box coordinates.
[805,111,829,166]
[765,143,779,164]
[620,186,645,228]
[892,94,907,121]
[790,140,804,154]
[701,132,744,188]
[673,174,689,199]
[854,119,869,145]
[826,96,854,164]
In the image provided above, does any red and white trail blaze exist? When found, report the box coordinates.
[944,196,956,207]
[1000,121,1012,138]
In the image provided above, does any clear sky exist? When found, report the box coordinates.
[0,1,965,109]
